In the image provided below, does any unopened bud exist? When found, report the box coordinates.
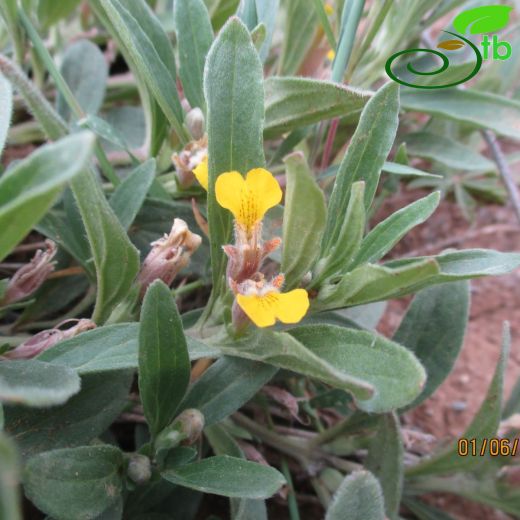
[154,409,205,453]
[172,136,207,188]
[2,240,57,305]
[126,454,152,485]
[186,107,205,140]
[3,319,95,359]
[138,219,202,297]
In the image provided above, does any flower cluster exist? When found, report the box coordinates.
[195,164,309,330]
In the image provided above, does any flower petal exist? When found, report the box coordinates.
[274,289,309,324]
[193,156,209,191]
[215,171,246,221]
[236,293,277,328]
[245,168,282,220]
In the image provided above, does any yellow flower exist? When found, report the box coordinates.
[327,49,335,61]
[216,168,282,235]
[324,3,334,15]
[237,288,309,328]
[193,156,208,191]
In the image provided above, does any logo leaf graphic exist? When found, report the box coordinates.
[437,39,465,51]
[453,5,513,35]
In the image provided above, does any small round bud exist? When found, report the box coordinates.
[126,454,152,485]
[186,108,205,140]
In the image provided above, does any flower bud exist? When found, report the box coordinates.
[3,318,96,359]
[138,219,202,297]
[154,409,205,453]
[126,454,152,486]
[2,240,57,305]
[172,136,208,188]
[186,107,205,140]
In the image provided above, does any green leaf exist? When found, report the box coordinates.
[253,0,279,62]
[278,0,317,75]
[57,39,108,121]
[109,159,156,230]
[205,424,268,519]
[351,192,440,268]
[180,356,277,426]
[453,5,513,34]
[0,72,12,157]
[407,323,510,476]
[289,325,426,412]
[0,433,21,520]
[394,281,469,410]
[314,181,366,282]
[204,17,265,298]
[139,281,191,438]
[325,470,385,520]
[403,498,457,520]
[0,360,80,408]
[382,161,441,179]
[282,152,327,289]
[38,323,219,375]
[174,0,213,110]
[161,455,285,498]
[323,83,399,254]
[0,132,95,262]
[23,445,123,520]
[69,168,140,324]
[404,132,495,172]
[264,77,369,138]
[316,259,441,310]
[96,0,187,140]
[401,90,520,140]
[386,249,520,293]
[37,0,82,28]
[4,372,132,458]
[366,414,403,520]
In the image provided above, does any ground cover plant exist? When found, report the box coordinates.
[0,0,520,518]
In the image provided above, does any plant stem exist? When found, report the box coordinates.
[482,129,520,225]
[306,416,352,451]
[172,279,206,299]
[281,458,302,520]
[232,412,310,466]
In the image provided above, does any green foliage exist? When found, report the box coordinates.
[0,433,21,520]
[139,281,190,438]
[23,445,124,519]
[0,132,95,262]
[204,17,265,299]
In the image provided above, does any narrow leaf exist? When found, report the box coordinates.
[139,281,191,438]
[0,72,12,156]
[323,82,399,254]
[161,455,285,498]
[352,192,440,267]
[282,152,327,288]
[0,132,95,262]
[109,159,156,230]
[204,17,265,297]
[175,0,213,110]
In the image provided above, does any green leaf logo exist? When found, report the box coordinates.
[453,5,513,34]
